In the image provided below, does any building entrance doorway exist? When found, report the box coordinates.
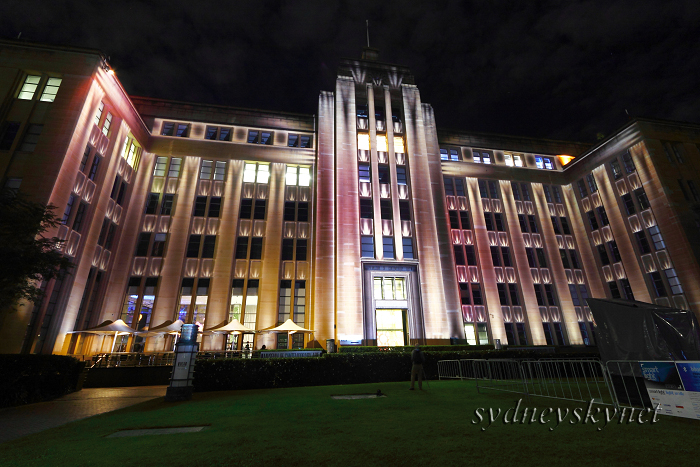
[376,309,407,346]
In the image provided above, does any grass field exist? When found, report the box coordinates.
[1,380,698,467]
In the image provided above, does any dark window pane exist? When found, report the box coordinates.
[254,199,266,219]
[380,200,392,220]
[235,237,249,259]
[136,233,151,256]
[360,199,373,219]
[399,200,411,221]
[201,235,216,258]
[296,239,307,261]
[250,238,263,259]
[161,194,174,215]
[186,235,201,258]
[240,199,252,219]
[297,202,309,222]
[459,211,470,229]
[208,197,221,218]
[145,193,160,214]
[194,196,207,217]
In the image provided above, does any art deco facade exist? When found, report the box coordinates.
[1,40,700,355]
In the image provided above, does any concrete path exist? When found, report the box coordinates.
[0,386,166,444]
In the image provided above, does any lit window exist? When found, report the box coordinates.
[286,166,297,185]
[102,112,112,136]
[247,130,258,144]
[175,124,188,137]
[213,161,226,181]
[126,143,140,168]
[300,135,311,148]
[18,75,41,100]
[260,132,272,144]
[243,163,257,183]
[153,157,168,177]
[219,128,231,141]
[440,149,448,161]
[482,153,491,164]
[396,167,407,185]
[648,225,665,250]
[359,164,371,183]
[504,154,513,166]
[358,133,370,151]
[535,156,544,169]
[95,102,104,126]
[256,164,269,184]
[288,134,299,147]
[200,160,213,180]
[394,137,405,153]
[472,151,481,163]
[514,155,523,167]
[377,135,388,152]
[664,268,683,295]
[39,77,62,102]
[543,157,554,170]
[161,122,175,136]
[299,167,310,186]
[168,158,182,178]
[450,149,459,161]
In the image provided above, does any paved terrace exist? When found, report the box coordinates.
[0,386,166,444]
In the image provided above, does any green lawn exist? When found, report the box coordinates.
[2,380,698,467]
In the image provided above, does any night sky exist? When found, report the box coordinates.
[2,0,699,142]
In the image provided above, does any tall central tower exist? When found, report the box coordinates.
[314,49,464,346]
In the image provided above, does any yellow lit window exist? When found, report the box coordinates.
[514,155,523,167]
[394,137,405,154]
[286,166,297,185]
[358,133,370,151]
[504,154,514,166]
[102,112,112,136]
[256,164,269,184]
[243,163,257,183]
[18,75,41,100]
[39,77,62,102]
[377,135,388,152]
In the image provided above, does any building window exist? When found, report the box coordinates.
[560,249,571,269]
[634,188,650,210]
[543,185,552,203]
[383,237,395,259]
[587,211,598,231]
[136,232,152,256]
[18,75,41,100]
[664,268,683,295]
[570,250,580,269]
[286,166,311,186]
[200,160,213,180]
[39,77,62,102]
[288,134,299,147]
[396,167,407,185]
[490,246,500,266]
[71,202,87,232]
[472,151,482,163]
[186,235,201,258]
[296,239,307,261]
[152,233,167,257]
[145,193,160,214]
[494,213,505,231]
[535,157,544,169]
[635,231,651,254]
[551,216,561,234]
[359,164,371,183]
[504,154,513,166]
[610,159,622,180]
[511,182,520,200]
[521,183,531,201]
[688,180,700,202]
[213,161,226,181]
[208,197,222,218]
[607,240,622,262]
[102,113,112,137]
[647,226,665,250]
[543,157,554,170]
[402,238,414,259]
[235,237,249,259]
[598,244,610,266]
[586,174,598,193]
[482,152,492,164]
[622,151,635,173]
[501,247,511,267]
[560,217,571,235]
[620,279,634,300]
[174,123,188,137]
[19,124,43,152]
[649,271,667,297]
[161,194,175,215]
[168,158,182,178]
[380,200,392,220]
[399,200,411,221]
[361,236,374,258]
[378,165,390,184]
[282,239,294,261]
[250,237,263,260]
[360,199,373,219]
[247,130,258,144]
[61,194,76,224]
[528,215,538,233]
[597,207,609,226]
[0,121,21,150]
[536,248,547,268]
[608,281,621,299]
[153,157,168,177]
[194,196,207,217]
[465,245,476,265]
[201,235,216,258]
[552,186,562,203]
[483,212,494,231]
[253,199,266,220]
[459,211,470,229]
[243,163,257,183]
[256,164,270,183]
[161,122,175,136]
[621,193,636,215]
[577,179,588,198]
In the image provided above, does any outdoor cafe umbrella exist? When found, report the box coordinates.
[70,319,138,353]
[135,319,185,338]
[203,319,256,350]
[260,319,315,348]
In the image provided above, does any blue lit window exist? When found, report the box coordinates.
[440,148,448,160]
[543,157,554,170]
[535,156,544,169]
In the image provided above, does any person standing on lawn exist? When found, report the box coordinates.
[409,343,425,390]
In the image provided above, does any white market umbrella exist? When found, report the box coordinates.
[72,319,138,353]
[260,319,315,349]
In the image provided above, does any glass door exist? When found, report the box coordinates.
[376,309,407,346]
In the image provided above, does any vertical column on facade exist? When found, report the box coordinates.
[593,165,651,302]
[257,163,285,349]
[531,183,582,344]
[49,89,118,354]
[384,88,402,260]
[562,184,606,297]
[147,156,199,344]
[422,104,462,339]
[466,177,506,342]
[335,78,364,343]
[204,160,243,350]
[500,181,546,345]
[634,141,700,315]
[367,86,383,259]
[401,85,450,342]
[313,91,336,347]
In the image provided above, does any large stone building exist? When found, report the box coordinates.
[1,39,699,355]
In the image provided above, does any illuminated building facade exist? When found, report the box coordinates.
[2,40,700,355]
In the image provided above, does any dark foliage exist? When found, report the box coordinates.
[0,354,85,407]
[0,190,73,312]
[193,348,601,392]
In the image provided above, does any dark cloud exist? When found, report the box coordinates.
[1,0,698,142]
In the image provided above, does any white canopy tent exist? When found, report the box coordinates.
[204,319,256,334]
[70,319,138,353]
[260,319,315,349]
[136,319,185,337]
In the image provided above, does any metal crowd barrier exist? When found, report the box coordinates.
[437,357,617,406]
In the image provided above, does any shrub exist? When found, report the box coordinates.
[0,354,85,408]
[338,345,495,353]
[193,347,600,392]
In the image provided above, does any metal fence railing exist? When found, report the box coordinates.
[437,360,463,379]
[88,350,249,368]
[438,357,618,406]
